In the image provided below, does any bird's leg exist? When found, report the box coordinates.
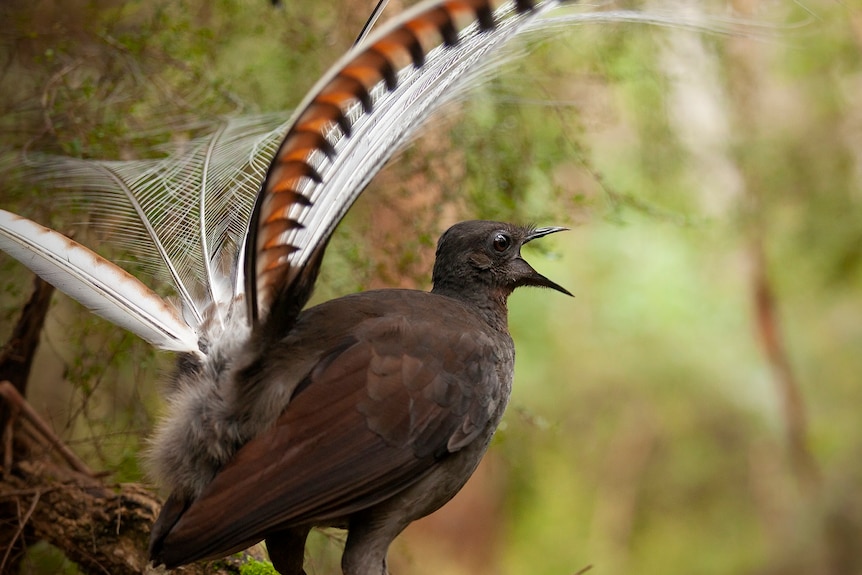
[266,526,310,575]
[341,513,406,575]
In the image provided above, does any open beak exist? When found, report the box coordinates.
[521,226,573,297]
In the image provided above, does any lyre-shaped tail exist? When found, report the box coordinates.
[244,0,570,327]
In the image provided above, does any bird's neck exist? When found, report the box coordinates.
[430,283,511,334]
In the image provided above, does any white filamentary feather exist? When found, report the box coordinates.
[20,113,291,329]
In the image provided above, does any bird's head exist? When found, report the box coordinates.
[431,220,571,301]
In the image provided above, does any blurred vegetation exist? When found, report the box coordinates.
[1,0,860,574]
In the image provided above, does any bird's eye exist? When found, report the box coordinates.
[492,232,511,252]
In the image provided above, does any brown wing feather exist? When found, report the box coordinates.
[155,310,503,567]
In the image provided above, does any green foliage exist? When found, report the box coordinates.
[2,1,861,574]
[17,541,79,575]
[239,558,278,575]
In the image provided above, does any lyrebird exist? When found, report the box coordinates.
[0,1,585,573]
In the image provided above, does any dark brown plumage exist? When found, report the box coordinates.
[149,220,569,574]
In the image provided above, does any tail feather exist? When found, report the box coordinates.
[0,209,201,354]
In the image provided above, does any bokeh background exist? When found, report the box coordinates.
[1,0,860,574]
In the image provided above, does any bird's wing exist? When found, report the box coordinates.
[0,209,200,354]
[152,311,506,566]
